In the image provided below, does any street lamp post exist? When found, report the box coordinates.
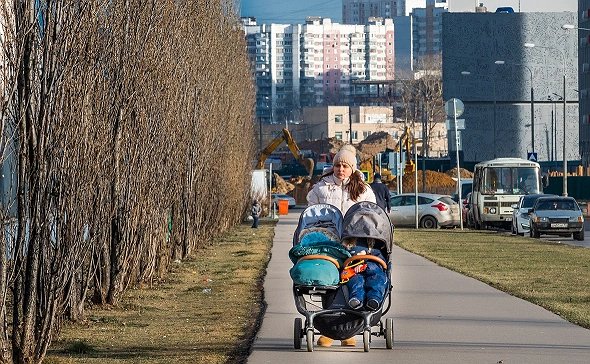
[524,42,567,196]
[259,117,263,151]
[495,60,535,154]
[547,95,555,162]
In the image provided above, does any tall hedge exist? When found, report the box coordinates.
[0,1,255,363]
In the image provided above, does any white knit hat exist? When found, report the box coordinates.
[333,144,357,171]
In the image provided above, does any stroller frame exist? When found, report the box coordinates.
[291,202,395,352]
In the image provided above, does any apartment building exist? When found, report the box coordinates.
[342,0,406,24]
[242,17,395,126]
[411,0,447,68]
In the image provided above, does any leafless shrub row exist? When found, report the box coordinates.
[0,1,255,363]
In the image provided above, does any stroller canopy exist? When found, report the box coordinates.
[292,203,343,246]
[341,201,394,256]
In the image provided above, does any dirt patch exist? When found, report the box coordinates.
[386,170,458,195]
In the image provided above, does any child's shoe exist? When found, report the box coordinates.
[348,297,362,309]
[341,337,356,346]
[317,335,333,347]
[366,298,380,311]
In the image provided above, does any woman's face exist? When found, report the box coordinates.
[333,162,353,180]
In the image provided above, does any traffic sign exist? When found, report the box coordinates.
[527,152,538,162]
[446,119,465,130]
[445,98,464,118]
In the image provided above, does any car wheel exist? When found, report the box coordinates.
[420,215,438,229]
[573,229,585,241]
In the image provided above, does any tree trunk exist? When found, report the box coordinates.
[107,108,123,306]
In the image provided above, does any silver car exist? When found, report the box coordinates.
[528,196,585,241]
[389,193,461,228]
[511,193,556,236]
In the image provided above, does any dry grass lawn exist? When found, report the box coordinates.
[395,228,590,329]
[46,220,276,364]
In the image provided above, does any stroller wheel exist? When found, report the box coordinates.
[363,329,370,352]
[385,318,394,349]
[306,328,314,352]
[293,318,302,349]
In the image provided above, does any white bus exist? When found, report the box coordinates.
[470,158,546,230]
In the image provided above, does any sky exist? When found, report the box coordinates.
[239,0,578,25]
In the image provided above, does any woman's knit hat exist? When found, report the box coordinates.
[333,144,357,171]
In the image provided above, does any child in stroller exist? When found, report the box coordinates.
[290,201,394,352]
[341,237,388,311]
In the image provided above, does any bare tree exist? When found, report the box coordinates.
[0,0,256,362]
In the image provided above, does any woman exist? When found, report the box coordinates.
[306,144,376,347]
[307,144,376,216]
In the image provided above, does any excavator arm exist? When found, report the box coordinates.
[396,126,416,175]
[256,128,315,177]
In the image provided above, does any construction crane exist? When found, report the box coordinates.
[256,128,315,177]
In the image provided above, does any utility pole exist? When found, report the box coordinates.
[349,108,353,143]
[421,101,426,192]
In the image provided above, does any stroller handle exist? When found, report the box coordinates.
[343,255,387,270]
[297,254,341,269]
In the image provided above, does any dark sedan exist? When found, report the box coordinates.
[528,196,585,241]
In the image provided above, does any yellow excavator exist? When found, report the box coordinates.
[358,126,419,180]
[256,128,315,177]
[398,126,418,175]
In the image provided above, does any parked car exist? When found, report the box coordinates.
[271,194,296,207]
[322,163,333,174]
[389,193,461,228]
[511,194,557,236]
[528,196,585,241]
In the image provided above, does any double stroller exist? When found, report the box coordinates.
[289,201,394,352]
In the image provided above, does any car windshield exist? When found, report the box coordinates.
[522,196,542,208]
[482,167,540,195]
[535,200,578,211]
[438,196,456,205]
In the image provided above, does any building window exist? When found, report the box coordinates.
[335,131,343,140]
[335,114,343,124]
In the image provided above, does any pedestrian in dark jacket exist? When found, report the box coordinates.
[369,173,391,213]
[251,200,261,228]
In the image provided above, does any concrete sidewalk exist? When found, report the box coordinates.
[248,210,590,364]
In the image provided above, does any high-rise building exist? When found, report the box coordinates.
[242,17,395,126]
[579,1,590,169]
[392,15,413,77]
[442,11,578,163]
[411,0,447,68]
[342,0,406,24]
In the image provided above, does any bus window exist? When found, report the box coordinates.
[483,167,514,194]
[516,168,540,194]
